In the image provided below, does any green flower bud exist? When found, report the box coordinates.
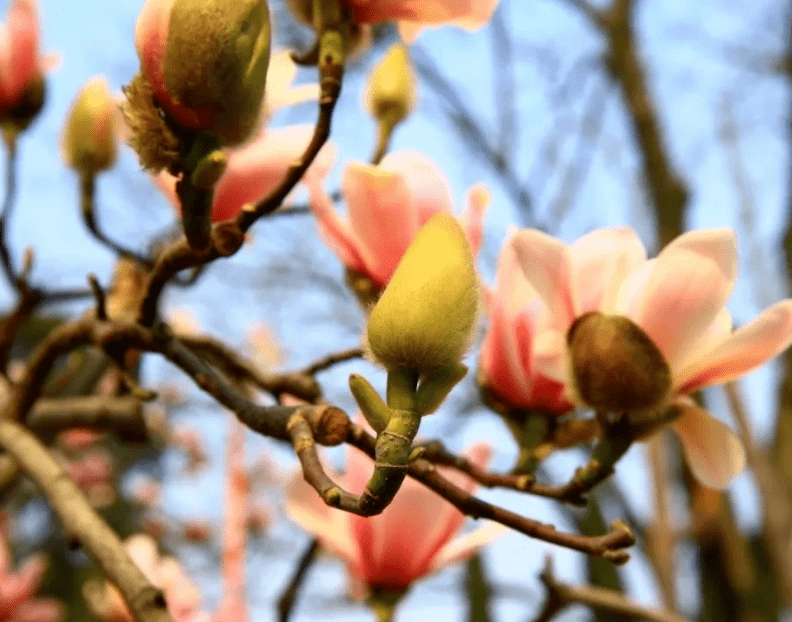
[61,76,117,175]
[366,214,479,373]
[364,43,416,127]
[165,0,271,146]
[567,311,671,413]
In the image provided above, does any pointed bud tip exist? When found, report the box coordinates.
[366,214,479,373]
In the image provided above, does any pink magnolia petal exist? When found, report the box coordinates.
[459,183,489,258]
[9,599,64,622]
[677,300,792,394]
[4,0,38,98]
[511,230,576,331]
[670,400,745,489]
[351,0,496,25]
[380,150,454,226]
[212,125,334,222]
[343,162,419,286]
[480,300,532,406]
[134,0,174,101]
[494,237,541,317]
[663,228,737,282]
[569,227,647,315]
[308,176,373,277]
[347,442,489,589]
[428,521,507,573]
[397,20,424,43]
[624,247,734,371]
[284,467,360,568]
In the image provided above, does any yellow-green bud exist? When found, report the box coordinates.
[567,311,672,414]
[364,43,416,127]
[366,214,479,373]
[165,0,271,146]
[61,76,117,174]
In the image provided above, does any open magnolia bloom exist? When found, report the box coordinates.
[344,0,500,43]
[286,439,504,597]
[512,227,792,488]
[309,150,488,289]
[480,228,646,415]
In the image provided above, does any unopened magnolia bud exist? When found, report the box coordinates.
[366,214,479,373]
[365,43,416,126]
[165,0,271,145]
[61,76,117,174]
[567,312,671,413]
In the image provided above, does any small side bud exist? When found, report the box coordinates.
[365,43,416,162]
[61,76,117,175]
[349,374,390,432]
[366,214,479,374]
[567,311,671,413]
[365,43,416,129]
[415,363,467,415]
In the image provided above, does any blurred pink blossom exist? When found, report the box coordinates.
[0,0,56,111]
[286,438,504,595]
[0,534,62,622]
[344,0,499,42]
[512,227,792,488]
[309,150,489,288]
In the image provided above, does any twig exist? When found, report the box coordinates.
[179,335,322,402]
[646,433,677,610]
[410,44,535,225]
[725,381,792,605]
[532,556,693,622]
[302,347,363,375]
[347,425,635,563]
[490,1,518,162]
[277,538,319,622]
[88,274,108,321]
[236,2,345,231]
[0,135,18,287]
[0,417,174,622]
[80,172,152,266]
[26,395,146,443]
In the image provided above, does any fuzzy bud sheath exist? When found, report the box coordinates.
[126,0,270,171]
[366,213,479,374]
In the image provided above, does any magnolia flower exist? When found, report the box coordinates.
[286,439,504,597]
[479,239,572,414]
[309,150,488,289]
[0,0,56,114]
[155,124,336,222]
[0,535,62,622]
[345,0,499,42]
[513,227,792,488]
